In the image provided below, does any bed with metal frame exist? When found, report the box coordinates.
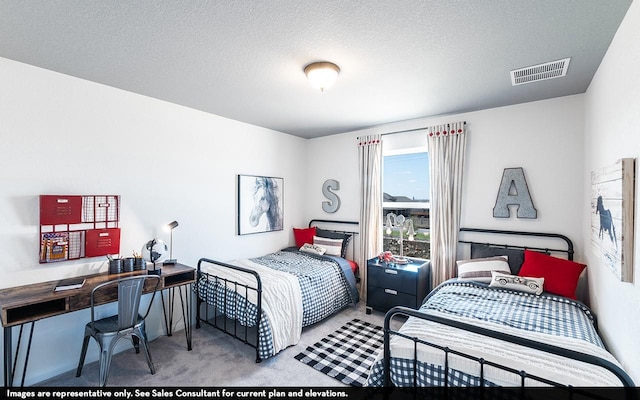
[368,228,635,392]
[195,219,359,362]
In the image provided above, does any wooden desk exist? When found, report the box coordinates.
[0,263,195,387]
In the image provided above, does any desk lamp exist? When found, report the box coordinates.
[163,220,179,265]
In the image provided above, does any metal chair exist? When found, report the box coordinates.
[76,274,161,386]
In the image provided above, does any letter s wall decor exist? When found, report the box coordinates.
[322,179,341,213]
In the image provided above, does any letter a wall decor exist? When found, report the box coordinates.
[493,167,537,219]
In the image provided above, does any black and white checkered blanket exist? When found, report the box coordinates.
[366,280,616,387]
[196,250,357,360]
[295,319,383,387]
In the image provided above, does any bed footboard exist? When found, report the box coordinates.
[383,306,635,390]
[196,257,263,362]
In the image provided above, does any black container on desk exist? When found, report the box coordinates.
[134,257,147,270]
[109,259,123,274]
[122,257,135,272]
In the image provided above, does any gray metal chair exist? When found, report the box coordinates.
[76,274,161,386]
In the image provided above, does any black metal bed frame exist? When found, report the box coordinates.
[382,227,636,391]
[194,219,359,363]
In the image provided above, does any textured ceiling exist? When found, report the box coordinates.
[0,1,633,138]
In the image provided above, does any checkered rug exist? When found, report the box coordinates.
[294,319,383,387]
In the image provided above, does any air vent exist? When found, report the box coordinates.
[510,58,571,86]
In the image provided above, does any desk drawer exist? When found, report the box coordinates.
[367,286,417,311]
[368,266,417,295]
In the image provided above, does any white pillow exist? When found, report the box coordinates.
[489,271,544,295]
[299,243,326,255]
[456,256,510,282]
[313,236,343,257]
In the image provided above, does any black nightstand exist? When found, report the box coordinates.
[366,257,431,314]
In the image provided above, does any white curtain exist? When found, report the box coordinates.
[428,122,467,287]
[358,134,383,301]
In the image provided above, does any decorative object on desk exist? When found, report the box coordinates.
[385,213,415,263]
[591,158,636,282]
[107,255,123,274]
[133,251,147,270]
[163,220,179,265]
[122,257,135,272]
[493,167,537,219]
[237,174,284,235]
[142,238,168,275]
[54,277,86,292]
[322,179,341,213]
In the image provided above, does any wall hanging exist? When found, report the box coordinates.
[39,195,120,263]
[237,175,284,235]
[493,167,537,219]
[591,158,635,282]
[322,179,341,213]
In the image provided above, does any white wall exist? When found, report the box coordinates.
[583,0,640,383]
[306,95,586,263]
[0,57,308,385]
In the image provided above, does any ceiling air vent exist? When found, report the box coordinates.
[510,58,571,86]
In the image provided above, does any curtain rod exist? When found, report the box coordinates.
[358,121,467,139]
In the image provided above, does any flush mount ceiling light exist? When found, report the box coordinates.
[304,61,340,92]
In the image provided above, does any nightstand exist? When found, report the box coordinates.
[366,257,431,314]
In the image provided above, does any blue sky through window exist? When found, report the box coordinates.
[383,152,429,201]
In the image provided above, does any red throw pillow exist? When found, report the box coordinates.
[293,227,316,248]
[518,250,586,299]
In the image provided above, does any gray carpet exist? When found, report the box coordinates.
[38,302,386,387]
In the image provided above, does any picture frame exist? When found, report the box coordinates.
[590,158,635,282]
[237,174,284,235]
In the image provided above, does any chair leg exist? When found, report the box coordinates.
[76,332,91,377]
[98,335,121,387]
[134,327,155,375]
[132,335,140,354]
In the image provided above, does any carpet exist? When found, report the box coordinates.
[294,318,383,387]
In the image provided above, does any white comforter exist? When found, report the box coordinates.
[201,258,303,354]
[381,309,624,386]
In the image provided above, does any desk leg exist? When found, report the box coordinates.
[178,284,193,351]
[160,285,193,351]
[160,289,175,337]
[3,322,35,388]
[4,326,11,388]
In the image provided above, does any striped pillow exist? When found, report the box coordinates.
[456,256,511,282]
[313,236,343,257]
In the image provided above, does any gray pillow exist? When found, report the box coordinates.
[471,243,525,275]
[315,228,352,259]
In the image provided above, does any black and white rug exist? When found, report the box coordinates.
[294,318,383,387]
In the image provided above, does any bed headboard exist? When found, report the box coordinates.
[458,227,575,275]
[308,219,359,261]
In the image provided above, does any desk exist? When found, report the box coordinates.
[0,263,195,387]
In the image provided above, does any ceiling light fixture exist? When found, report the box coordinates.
[304,61,340,92]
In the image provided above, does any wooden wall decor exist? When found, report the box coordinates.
[493,167,537,219]
[322,179,341,213]
[591,158,635,282]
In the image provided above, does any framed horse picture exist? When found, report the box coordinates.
[590,158,635,282]
[237,174,284,235]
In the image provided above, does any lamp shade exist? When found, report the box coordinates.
[165,220,179,231]
[304,62,340,92]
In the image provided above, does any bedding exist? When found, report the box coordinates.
[366,280,625,387]
[196,249,358,360]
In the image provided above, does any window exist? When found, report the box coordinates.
[382,148,430,259]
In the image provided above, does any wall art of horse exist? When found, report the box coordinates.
[238,175,284,235]
[595,195,617,248]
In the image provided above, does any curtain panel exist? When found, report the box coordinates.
[358,134,383,301]
[428,122,467,287]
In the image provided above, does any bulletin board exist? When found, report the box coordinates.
[39,195,121,263]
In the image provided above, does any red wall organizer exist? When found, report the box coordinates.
[39,195,121,263]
